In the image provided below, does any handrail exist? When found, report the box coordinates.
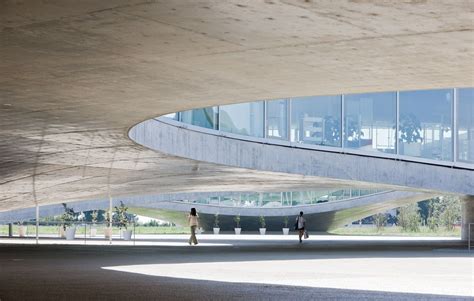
[1,221,137,246]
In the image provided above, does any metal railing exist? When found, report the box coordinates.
[469,223,474,251]
[0,221,137,245]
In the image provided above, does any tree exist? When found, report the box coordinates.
[427,197,441,231]
[439,196,461,231]
[114,201,131,230]
[233,214,241,228]
[418,199,431,226]
[373,213,387,231]
[425,196,461,231]
[91,210,98,224]
[61,203,76,230]
[398,113,423,144]
[345,119,364,146]
[258,215,266,228]
[397,204,421,232]
[323,116,341,146]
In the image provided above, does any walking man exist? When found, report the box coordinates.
[295,211,306,243]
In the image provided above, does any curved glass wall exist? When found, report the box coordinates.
[399,89,452,161]
[457,88,474,164]
[291,95,341,147]
[181,106,218,130]
[219,101,264,137]
[344,92,396,153]
[177,189,385,208]
[267,99,289,140]
[163,87,473,167]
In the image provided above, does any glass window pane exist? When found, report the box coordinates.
[242,193,259,207]
[457,88,474,164]
[209,196,219,205]
[267,99,288,140]
[262,192,281,207]
[219,102,264,138]
[180,107,218,130]
[399,89,453,161]
[290,95,341,147]
[344,92,396,153]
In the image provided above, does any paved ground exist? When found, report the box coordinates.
[0,233,462,245]
[0,235,472,300]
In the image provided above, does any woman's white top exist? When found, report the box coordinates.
[188,214,199,226]
[296,216,305,229]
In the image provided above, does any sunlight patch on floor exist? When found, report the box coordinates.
[103,257,474,297]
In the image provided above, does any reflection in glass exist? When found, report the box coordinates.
[457,88,474,163]
[181,107,218,130]
[399,89,453,161]
[173,87,474,166]
[281,192,292,206]
[262,193,282,207]
[267,99,288,140]
[209,196,220,205]
[344,92,396,153]
[219,102,264,138]
[291,95,341,147]
[163,113,178,120]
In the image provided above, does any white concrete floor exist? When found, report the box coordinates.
[59,235,468,298]
[0,233,462,246]
[0,236,472,300]
[104,256,473,297]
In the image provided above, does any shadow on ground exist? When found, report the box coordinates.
[0,241,471,300]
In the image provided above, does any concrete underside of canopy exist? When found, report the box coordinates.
[0,190,434,231]
[0,0,473,212]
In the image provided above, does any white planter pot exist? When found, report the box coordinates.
[90,227,97,237]
[282,228,289,235]
[65,227,76,240]
[234,228,241,235]
[18,225,27,237]
[259,228,266,235]
[104,227,112,239]
[122,229,132,241]
[213,227,220,235]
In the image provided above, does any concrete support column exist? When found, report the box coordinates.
[36,204,39,244]
[461,195,474,241]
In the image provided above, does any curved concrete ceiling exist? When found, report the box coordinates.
[1,0,473,211]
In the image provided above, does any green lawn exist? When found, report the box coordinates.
[1,224,460,237]
[329,226,461,237]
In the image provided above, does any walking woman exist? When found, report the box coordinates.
[295,211,306,243]
[188,208,199,245]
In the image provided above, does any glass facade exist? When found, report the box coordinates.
[399,89,452,161]
[291,95,341,147]
[458,88,474,164]
[177,189,384,208]
[219,101,264,137]
[181,106,218,130]
[344,92,396,153]
[266,99,288,140]
[164,87,473,167]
